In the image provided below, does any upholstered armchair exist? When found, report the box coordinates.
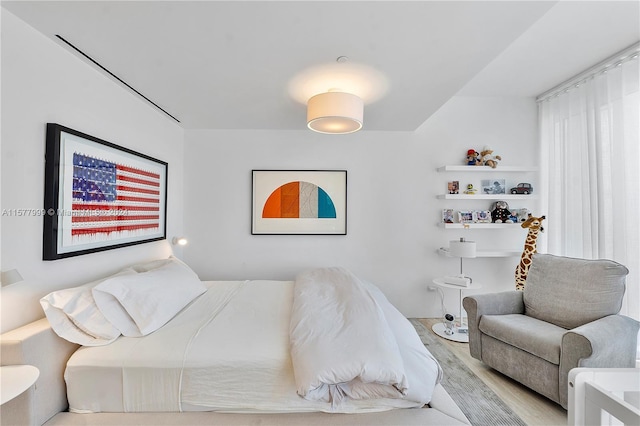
[463,253,639,409]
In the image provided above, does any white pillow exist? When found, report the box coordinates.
[84,257,181,337]
[40,268,136,346]
[92,258,206,337]
[127,257,175,273]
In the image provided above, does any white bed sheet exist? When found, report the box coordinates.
[65,280,424,413]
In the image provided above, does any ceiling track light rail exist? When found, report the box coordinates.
[55,34,181,123]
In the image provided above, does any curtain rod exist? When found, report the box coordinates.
[536,42,640,103]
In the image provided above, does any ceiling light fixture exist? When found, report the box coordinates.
[289,57,387,133]
[307,90,364,134]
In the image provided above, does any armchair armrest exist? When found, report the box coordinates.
[559,314,640,408]
[463,291,524,359]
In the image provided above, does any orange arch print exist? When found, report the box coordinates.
[262,181,336,219]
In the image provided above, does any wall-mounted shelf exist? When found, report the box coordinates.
[437,247,521,258]
[439,222,524,229]
[437,165,538,173]
[436,164,534,257]
[437,194,537,200]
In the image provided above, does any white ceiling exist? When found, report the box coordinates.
[3,1,639,131]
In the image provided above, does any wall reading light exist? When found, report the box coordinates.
[1,269,24,287]
[172,237,188,246]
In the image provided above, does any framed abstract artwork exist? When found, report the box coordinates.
[251,170,347,235]
[43,123,168,260]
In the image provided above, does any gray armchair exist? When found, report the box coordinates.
[463,253,639,409]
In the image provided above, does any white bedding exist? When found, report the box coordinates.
[65,279,441,413]
[290,267,440,406]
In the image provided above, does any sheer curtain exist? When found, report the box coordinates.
[538,44,639,321]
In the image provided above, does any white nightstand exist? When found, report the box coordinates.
[431,278,482,343]
[0,365,40,405]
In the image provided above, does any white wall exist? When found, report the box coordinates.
[0,9,539,328]
[183,96,538,317]
[0,10,185,332]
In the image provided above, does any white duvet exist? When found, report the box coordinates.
[65,274,441,413]
[290,267,442,407]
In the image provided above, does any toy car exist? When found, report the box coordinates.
[510,183,533,194]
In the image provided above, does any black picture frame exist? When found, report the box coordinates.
[43,123,168,260]
[251,170,347,235]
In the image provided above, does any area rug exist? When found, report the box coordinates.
[410,319,527,426]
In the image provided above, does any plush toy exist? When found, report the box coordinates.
[516,208,530,222]
[491,200,511,223]
[480,146,502,168]
[515,214,546,290]
[466,149,479,165]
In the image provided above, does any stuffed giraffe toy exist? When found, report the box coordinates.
[515,214,546,291]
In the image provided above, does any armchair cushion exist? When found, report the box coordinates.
[463,291,523,360]
[479,314,565,364]
[524,254,628,329]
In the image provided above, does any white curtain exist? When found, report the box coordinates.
[538,45,639,320]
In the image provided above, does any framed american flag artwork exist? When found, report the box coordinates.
[43,123,168,260]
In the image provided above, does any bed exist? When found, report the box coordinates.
[1,258,470,425]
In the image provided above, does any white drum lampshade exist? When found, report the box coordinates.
[449,238,477,258]
[307,91,363,134]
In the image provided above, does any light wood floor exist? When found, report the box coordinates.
[418,318,567,426]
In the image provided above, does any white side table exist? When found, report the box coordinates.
[0,365,40,405]
[431,278,482,343]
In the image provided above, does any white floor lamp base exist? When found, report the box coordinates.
[432,322,469,343]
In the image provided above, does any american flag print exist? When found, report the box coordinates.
[71,153,161,238]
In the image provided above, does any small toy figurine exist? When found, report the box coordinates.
[491,200,512,223]
[480,146,502,168]
[510,183,533,194]
[466,149,479,165]
[463,184,477,195]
